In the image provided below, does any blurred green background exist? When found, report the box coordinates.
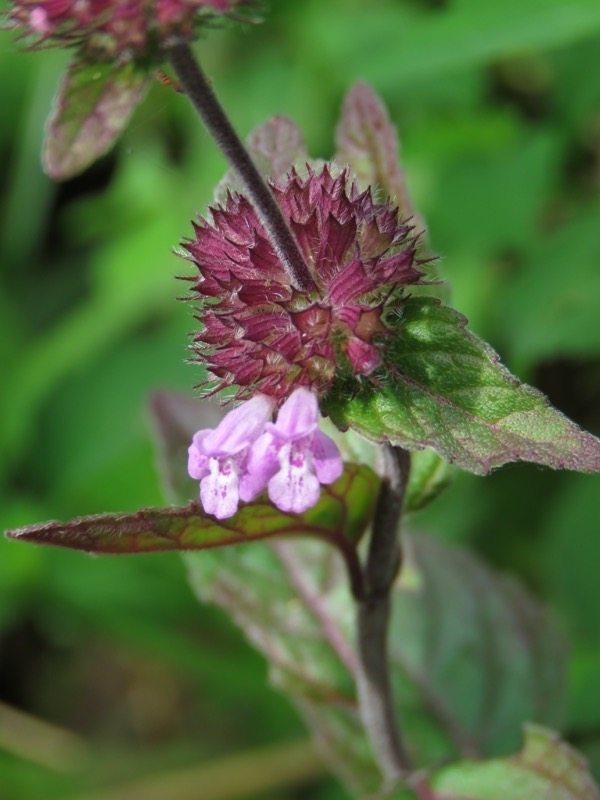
[1,0,600,797]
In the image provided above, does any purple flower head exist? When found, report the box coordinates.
[188,388,343,519]
[247,388,343,515]
[188,393,274,520]
[5,0,249,64]
[182,165,425,404]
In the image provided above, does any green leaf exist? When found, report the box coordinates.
[392,535,566,763]
[186,536,382,795]
[404,450,454,513]
[44,60,149,180]
[335,82,419,225]
[323,297,600,475]
[320,417,455,514]
[431,725,600,799]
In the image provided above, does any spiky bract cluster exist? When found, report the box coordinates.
[5,0,248,63]
[183,165,424,404]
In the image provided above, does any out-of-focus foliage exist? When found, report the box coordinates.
[430,725,600,800]
[185,529,568,797]
[1,0,600,798]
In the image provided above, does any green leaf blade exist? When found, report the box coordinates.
[324,297,600,475]
[44,61,149,180]
[432,725,600,799]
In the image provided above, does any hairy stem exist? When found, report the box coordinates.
[168,42,313,292]
[356,445,412,787]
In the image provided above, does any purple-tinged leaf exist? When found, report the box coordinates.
[246,115,309,180]
[324,297,600,475]
[215,115,308,203]
[333,82,449,301]
[335,82,419,226]
[431,725,600,799]
[44,60,150,180]
[5,463,376,598]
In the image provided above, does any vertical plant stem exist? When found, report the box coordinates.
[168,42,313,292]
[356,444,412,787]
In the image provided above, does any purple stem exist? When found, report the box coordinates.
[167,42,313,293]
[356,444,413,787]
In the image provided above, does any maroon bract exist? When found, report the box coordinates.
[182,165,425,403]
[6,0,246,62]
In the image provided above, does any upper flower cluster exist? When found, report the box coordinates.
[6,0,246,63]
[183,165,424,404]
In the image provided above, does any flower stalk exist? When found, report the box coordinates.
[356,444,413,786]
[168,42,314,292]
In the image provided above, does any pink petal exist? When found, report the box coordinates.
[188,430,211,480]
[268,441,321,514]
[239,469,270,503]
[271,387,319,441]
[200,457,240,519]
[246,432,279,480]
[204,394,274,456]
[29,7,51,33]
[312,431,344,485]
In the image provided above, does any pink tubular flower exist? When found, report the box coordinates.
[247,388,344,514]
[5,0,248,63]
[188,388,343,519]
[183,165,425,403]
[188,393,274,520]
